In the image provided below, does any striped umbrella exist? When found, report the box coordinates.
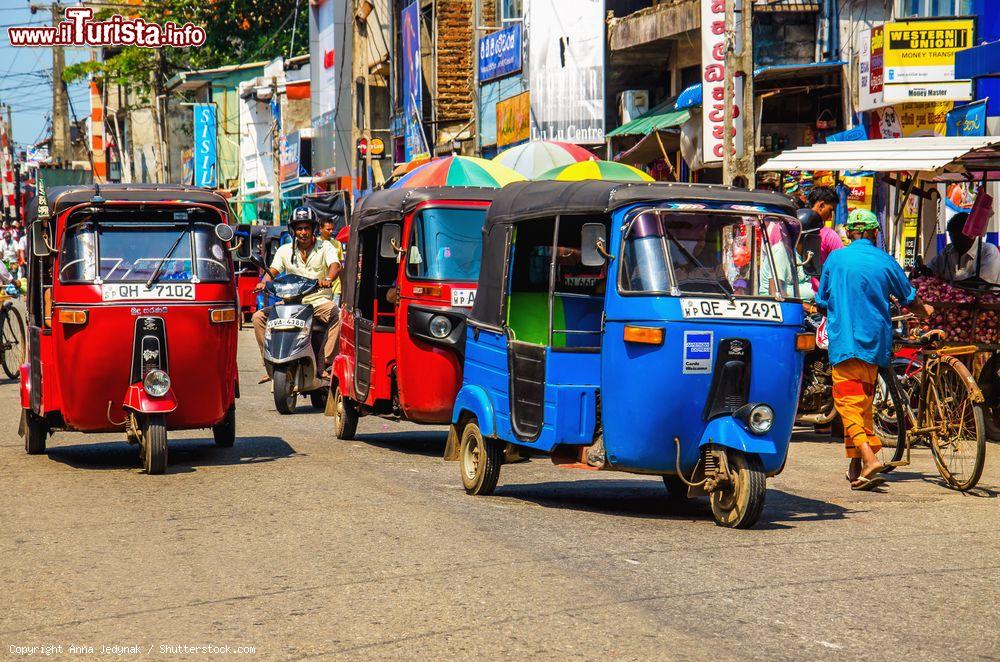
[492,141,596,179]
[537,160,654,182]
[391,156,526,189]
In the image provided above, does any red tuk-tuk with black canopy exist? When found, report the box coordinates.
[19,183,241,474]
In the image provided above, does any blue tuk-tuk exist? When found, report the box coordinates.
[445,180,810,528]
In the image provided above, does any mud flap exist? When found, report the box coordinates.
[443,424,461,461]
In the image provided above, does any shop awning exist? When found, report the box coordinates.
[757,137,1000,180]
[754,60,845,83]
[606,100,690,138]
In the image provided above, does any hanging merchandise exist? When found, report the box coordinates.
[816,109,837,130]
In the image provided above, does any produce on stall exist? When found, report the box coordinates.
[911,276,1000,345]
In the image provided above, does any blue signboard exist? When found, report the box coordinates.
[825,124,868,143]
[193,103,217,188]
[478,23,522,84]
[402,1,423,160]
[946,100,987,137]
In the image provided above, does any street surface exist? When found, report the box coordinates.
[2,328,998,660]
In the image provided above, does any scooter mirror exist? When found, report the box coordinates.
[248,251,268,270]
[380,224,401,259]
[214,223,236,243]
[581,223,607,267]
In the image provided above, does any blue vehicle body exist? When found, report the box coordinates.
[452,193,805,479]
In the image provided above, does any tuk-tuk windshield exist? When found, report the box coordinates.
[620,210,797,299]
[59,222,231,283]
[406,207,486,282]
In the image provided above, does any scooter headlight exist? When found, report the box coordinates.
[747,404,774,434]
[143,369,171,398]
[429,315,453,339]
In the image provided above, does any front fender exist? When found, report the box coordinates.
[451,384,496,436]
[332,353,353,398]
[698,416,784,474]
[123,383,178,414]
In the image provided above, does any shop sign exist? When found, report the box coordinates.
[882,81,971,105]
[842,174,874,213]
[884,19,974,85]
[946,100,987,137]
[279,131,300,182]
[478,23,522,84]
[859,27,884,112]
[193,103,217,188]
[496,91,531,148]
[900,193,920,269]
[401,0,424,161]
[701,0,743,165]
[874,101,953,138]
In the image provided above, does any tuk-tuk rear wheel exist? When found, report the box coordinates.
[140,414,167,475]
[23,411,47,455]
[332,385,358,440]
[709,451,765,529]
[213,404,236,447]
[460,421,502,496]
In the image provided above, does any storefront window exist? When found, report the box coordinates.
[897,0,971,16]
[501,0,522,20]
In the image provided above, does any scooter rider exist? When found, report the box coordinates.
[252,207,342,384]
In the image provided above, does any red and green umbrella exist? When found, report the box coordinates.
[391,156,526,189]
[537,159,654,182]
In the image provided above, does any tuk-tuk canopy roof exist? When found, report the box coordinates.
[351,186,499,232]
[470,180,798,330]
[43,184,231,219]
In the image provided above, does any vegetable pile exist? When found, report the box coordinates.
[911,276,1000,344]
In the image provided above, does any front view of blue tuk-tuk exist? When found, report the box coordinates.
[600,201,807,485]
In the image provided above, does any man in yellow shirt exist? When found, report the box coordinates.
[317,216,346,356]
[252,207,342,383]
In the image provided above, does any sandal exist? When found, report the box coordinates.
[851,475,887,491]
[258,375,271,384]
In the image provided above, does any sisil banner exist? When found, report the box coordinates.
[701,0,743,165]
[193,103,217,189]
[402,0,424,160]
[479,23,522,84]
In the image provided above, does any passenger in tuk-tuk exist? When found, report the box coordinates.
[252,207,343,383]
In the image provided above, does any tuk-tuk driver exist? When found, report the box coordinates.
[251,206,343,384]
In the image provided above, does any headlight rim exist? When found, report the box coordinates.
[142,368,171,398]
[746,403,775,434]
[429,314,453,339]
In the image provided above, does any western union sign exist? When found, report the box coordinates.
[884,19,975,84]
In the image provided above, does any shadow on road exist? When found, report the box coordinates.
[492,479,851,528]
[352,430,448,457]
[44,435,297,474]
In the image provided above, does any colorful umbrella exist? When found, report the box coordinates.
[391,156,526,189]
[537,160,654,182]
[389,155,434,179]
[493,141,596,179]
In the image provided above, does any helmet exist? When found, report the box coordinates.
[288,206,318,234]
[845,209,879,232]
[796,208,824,235]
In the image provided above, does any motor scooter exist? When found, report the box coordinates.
[259,267,331,414]
[796,313,837,428]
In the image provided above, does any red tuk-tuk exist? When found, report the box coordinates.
[330,187,497,438]
[19,184,240,474]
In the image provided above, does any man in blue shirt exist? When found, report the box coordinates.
[815,209,932,490]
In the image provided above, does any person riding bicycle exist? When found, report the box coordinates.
[815,209,933,491]
[251,206,343,384]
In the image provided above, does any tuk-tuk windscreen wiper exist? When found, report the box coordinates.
[145,228,190,289]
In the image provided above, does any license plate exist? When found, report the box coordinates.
[266,318,307,330]
[451,288,476,308]
[102,283,195,301]
[680,297,783,323]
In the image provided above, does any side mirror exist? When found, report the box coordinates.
[31,221,51,257]
[248,251,268,270]
[581,223,608,267]
[214,223,235,243]
[380,223,401,259]
[234,230,252,260]
[796,234,822,278]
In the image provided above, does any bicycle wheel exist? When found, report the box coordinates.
[1,306,25,380]
[873,366,907,468]
[928,358,986,491]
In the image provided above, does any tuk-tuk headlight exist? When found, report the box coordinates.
[429,315,453,339]
[143,369,171,398]
[747,404,774,434]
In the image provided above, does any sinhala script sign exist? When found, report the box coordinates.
[701,0,743,165]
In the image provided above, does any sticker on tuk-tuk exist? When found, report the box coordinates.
[102,283,196,301]
[683,330,713,374]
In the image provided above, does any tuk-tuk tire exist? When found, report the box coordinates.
[332,385,358,441]
[23,411,47,455]
[273,365,298,415]
[213,404,236,447]
[309,389,328,411]
[459,421,502,496]
[141,414,168,475]
[661,475,689,503]
[709,451,765,529]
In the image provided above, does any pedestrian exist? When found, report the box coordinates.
[815,209,933,490]
[0,228,18,276]
[317,217,345,357]
[804,187,844,265]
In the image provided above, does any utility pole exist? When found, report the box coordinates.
[723,0,755,188]
[50,1,71,165]
[271,76,282,226]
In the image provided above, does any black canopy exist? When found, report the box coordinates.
[341,187,499,308]
[44,184,231,217]
[471,180,799,329]
[303,190,349,231]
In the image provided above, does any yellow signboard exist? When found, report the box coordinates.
[883,19,974,85]
[497,91,531,148]
[896,101,953,137]
[842,175,874,213]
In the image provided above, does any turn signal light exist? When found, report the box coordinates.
[624,325,664,345]
[57,309,88,325]
[210,308,237,323]
[796,333,816,351]
[413,285,442,297]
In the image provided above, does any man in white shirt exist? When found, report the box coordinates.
[251,207,342,383]
[927,212,1000,284]
[0,230,17,273]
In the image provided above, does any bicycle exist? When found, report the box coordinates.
[0,284,25,381]
[873,326,987,492]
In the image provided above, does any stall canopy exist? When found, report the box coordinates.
[606,100,689,139]
[757,137,1000,180]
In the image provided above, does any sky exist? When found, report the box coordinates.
[0,1,91,151]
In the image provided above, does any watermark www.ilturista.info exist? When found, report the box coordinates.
[7,7,205,48]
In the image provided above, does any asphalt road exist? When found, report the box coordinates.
[1,328,998,660]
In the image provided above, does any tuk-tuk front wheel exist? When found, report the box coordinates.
[709,451,766,529]
[272,365,298,415]
[459,421,502,496]
[140,414,167,475]
[213,404,236,447]
[332,385,358,440]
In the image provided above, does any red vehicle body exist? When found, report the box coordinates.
[330,187,497,438]
[19,184,240,474]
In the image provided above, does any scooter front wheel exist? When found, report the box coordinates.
[141,414,167,475]
[273,365,298,415]
[710,451,765,529]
